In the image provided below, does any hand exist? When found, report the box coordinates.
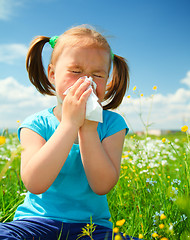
[80,119,99,132]
[61,78,92,129]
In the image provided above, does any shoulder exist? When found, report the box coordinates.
[103,110,125,122]
[20,108,53,126]
[98,110,129,141]
[18,107,57,141]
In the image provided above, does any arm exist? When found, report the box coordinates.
[20,122,78,194]
[79,121,126,195]
[21,78,92,194]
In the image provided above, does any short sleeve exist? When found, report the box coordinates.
[98,110,129,141]
[18,113,47,142]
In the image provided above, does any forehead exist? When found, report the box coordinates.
[57,46,110,70]
[63,46,108,58]
[51,36,110,64]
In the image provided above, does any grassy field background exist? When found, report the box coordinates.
[0,130,189,239]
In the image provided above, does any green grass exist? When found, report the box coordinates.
[108,133,190,239]
[0,131,190,239]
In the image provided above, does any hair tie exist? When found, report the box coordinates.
[110,49,114,61]
[49,36,59,49]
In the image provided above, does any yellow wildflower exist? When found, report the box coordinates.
[133,86,136,91]
[159,224,165,229]
[153,86,157,90]
[114,234,122,240]
[0,136,6,145]
[162,138,166,143]
[116,219,125,226]
[160,214,167,220]
[181,125,188,132]
[139,234,143,239]
[113,227,119,233]
[167,176,170,179]
[161,238,168,240]
[152,232,159,238]
[140,93,143,97]
[127,95,131,98]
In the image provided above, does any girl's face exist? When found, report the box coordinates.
[48,45,110,103]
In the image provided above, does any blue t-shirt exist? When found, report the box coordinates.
[14,107,129,228]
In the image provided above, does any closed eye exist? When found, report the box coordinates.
[68,70,82,74]
[93,74,104,78]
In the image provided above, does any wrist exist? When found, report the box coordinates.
[79,121,98,141]
[58,120,79,137]
[80,120,98,132]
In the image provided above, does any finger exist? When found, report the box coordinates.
[74,80,91,99]
[79,87,92,103]
[68,78,86,95]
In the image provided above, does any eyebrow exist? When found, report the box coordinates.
[67,64,82,69]
[67,64,107,74]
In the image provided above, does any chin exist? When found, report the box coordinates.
[56,94,63,104]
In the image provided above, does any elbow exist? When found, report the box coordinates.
[93,188,112,196]
[21,172,47,195]
[91,176,119,196]
[24,183,47,195]
[27,187,47,195]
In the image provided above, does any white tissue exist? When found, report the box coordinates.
[63,76,103,123]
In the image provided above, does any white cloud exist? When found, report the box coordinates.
[116,78,190,132]
[0,0,12,20]
[180,71,190,88]
[0,77,56,129]
[0,0,23,20]
[1,72,190,132]
[0,44,28,64]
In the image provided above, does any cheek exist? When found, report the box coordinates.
[96,82,107,101]
[55,76,77,96]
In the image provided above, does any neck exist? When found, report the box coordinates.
[53,104,62,122]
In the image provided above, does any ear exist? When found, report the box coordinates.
[48,64,55,84]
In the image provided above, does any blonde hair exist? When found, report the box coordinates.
[26,25,130,110]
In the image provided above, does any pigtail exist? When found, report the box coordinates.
[26,36,55,95]
[103,54,130,110]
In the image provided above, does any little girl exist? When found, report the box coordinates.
[0,25,140,240]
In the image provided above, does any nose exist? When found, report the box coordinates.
[86,74,93,79]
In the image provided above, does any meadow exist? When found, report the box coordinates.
[0,86,189,240]
[0,129,189,240]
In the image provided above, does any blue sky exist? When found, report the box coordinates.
[0,0,190,131]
